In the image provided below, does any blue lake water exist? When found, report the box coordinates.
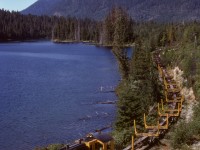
[0,41,120,150]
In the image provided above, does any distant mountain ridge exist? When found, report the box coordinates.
[22,0,200,22]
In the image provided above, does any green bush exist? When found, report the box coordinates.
[171,105,200,149]
[112,129,133,150]
[171,122,189,148]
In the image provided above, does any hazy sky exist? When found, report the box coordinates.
[0,0,37,11]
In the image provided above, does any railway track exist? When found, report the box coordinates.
[123,51,184,150]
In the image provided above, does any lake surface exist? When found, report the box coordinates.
[0,41,119,150]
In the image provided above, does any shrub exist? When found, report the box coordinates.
[112,129,133,150]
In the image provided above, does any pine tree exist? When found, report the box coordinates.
[103,8,116,45]
[115,41,157,130]
[112,7,130,80]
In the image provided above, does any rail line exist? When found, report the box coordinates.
[123,51,184,150]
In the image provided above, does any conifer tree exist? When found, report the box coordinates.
[112,7,130,80]
[115,41,157,130]
[103,9,116,45]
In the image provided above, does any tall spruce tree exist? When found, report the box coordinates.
[112,7,130,80]
[115,41,157,131]
[103,9,116,45]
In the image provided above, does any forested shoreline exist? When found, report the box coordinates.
[0,9,134,44]
[0,9,99,42]
[1,8,200,150]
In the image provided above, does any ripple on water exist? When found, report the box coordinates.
[0,42,119,149]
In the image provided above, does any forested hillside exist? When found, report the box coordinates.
[110,14,200,149]
[22,0,200,22]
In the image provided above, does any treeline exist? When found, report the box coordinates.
[1,9,200,45]
[52,8,134,44]
[0,9,53,40]
[53,17,100,42]
[0,9,100,42]
[0,9,135,44]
